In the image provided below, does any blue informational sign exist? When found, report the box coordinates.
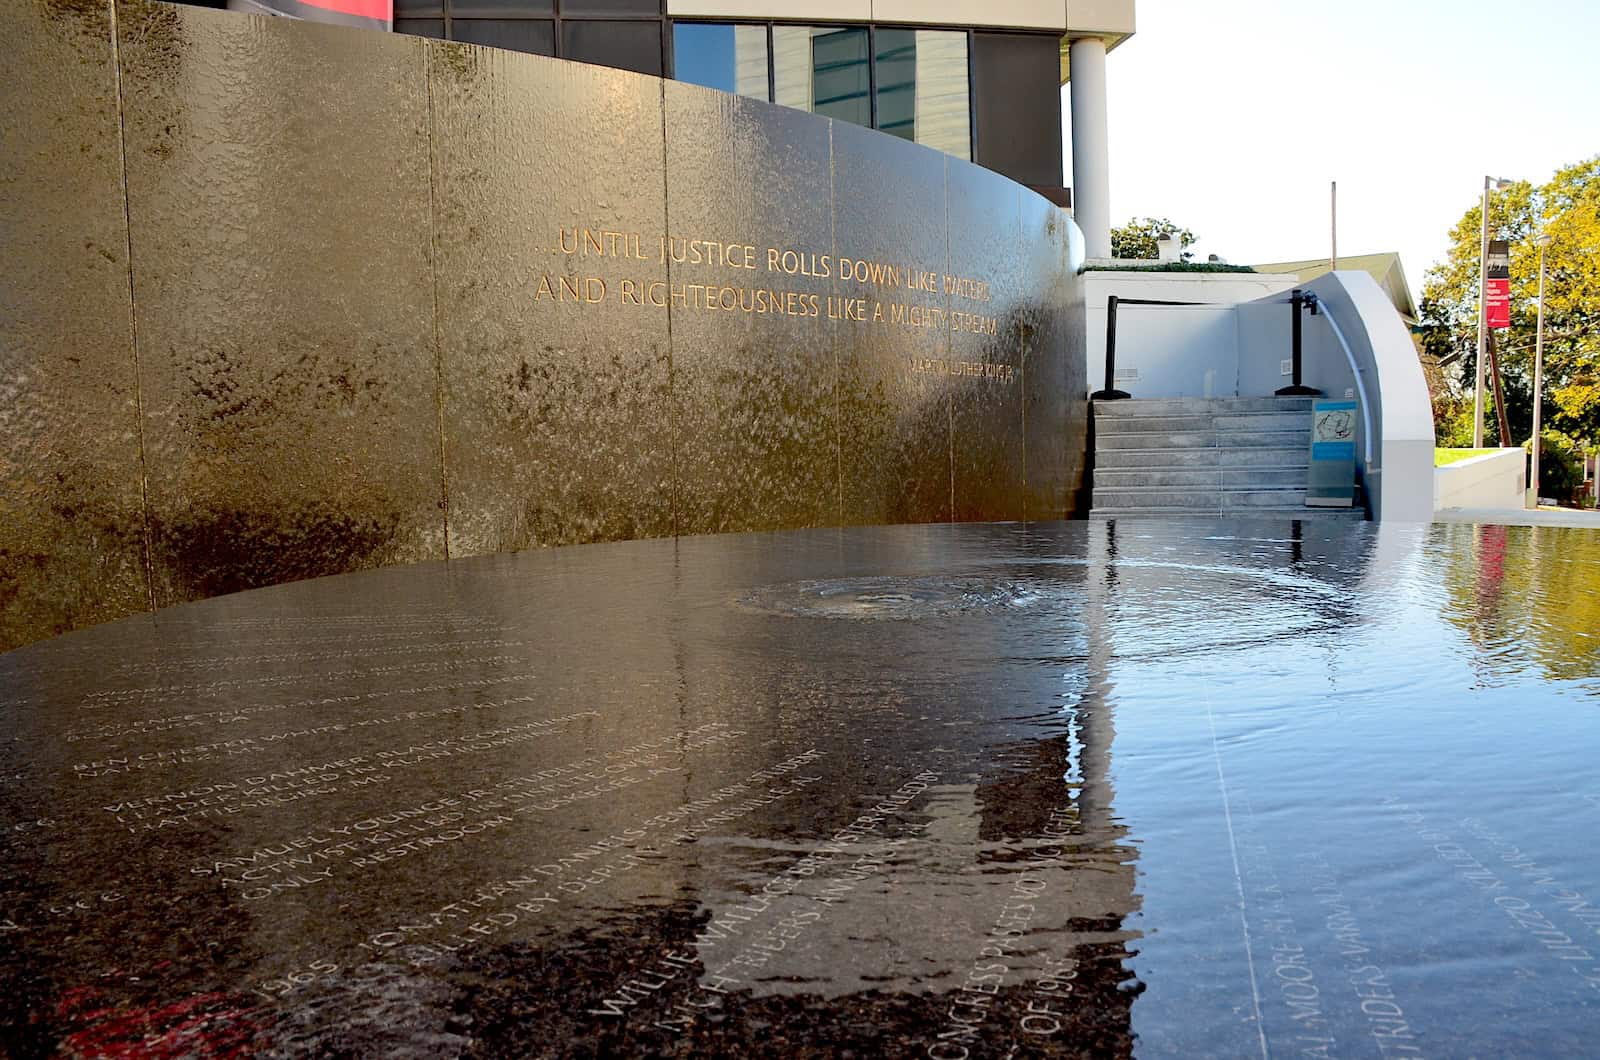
[1307,399,1358,507]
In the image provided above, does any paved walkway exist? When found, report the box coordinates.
[1434,506,1600,528]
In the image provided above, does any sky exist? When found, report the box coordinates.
[1063,0,1600,301]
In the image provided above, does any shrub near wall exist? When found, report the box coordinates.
[1533,432,1592,506]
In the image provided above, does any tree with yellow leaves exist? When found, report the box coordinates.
[1418,157,1599,450]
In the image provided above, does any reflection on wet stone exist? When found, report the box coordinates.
[737,576,1039,620]
[2,519,1600,1056]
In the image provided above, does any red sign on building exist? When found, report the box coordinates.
[228,0,392,31]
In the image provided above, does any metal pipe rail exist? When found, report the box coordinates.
[1090,296,1211,401]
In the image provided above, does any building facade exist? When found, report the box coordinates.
[204,0,1133,252]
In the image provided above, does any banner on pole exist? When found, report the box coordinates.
[1485,239,1511,330]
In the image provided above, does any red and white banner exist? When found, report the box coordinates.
[1485,239,1511,330]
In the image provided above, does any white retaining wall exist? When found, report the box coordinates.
[1434,450,1526,512]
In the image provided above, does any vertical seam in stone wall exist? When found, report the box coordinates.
[829,120,842,529]
[107,0,157,616]
[658,79,680,539]
[947,398,955,522]
[423,47,451,559]
[945,157,955,523]
[1019,185,1028,522]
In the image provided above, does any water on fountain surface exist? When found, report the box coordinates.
[1,518,1596,1057]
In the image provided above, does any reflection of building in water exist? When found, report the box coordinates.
[499,527,1144,1055]
[448,734,1140,1057]
[2,526,1156,1053]
[1087,516,1378,665]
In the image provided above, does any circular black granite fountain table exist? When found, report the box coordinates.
[3,520,1598,1057]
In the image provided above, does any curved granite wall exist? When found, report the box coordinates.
[0,0,1087,652]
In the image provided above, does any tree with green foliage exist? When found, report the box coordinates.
[1111,217,1196,261]
[1417,157,1600,450]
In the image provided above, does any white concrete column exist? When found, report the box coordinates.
[1069,36,1112,259]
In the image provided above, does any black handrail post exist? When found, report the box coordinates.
[1091,295,1131,400]
[1276,288,1322,397]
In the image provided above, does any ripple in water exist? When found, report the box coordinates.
[737,576,1037,620]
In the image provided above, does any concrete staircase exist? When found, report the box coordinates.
[1091,396,1365,517]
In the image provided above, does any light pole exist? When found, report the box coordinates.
[1529,232,1551,508]
[1474,176,1514,448]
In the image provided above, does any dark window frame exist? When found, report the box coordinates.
[397,7,1002,161]
[865,25,878,130]
[448,18,556,54]
[871,26,918,142]
[668,21,773,99]
[668,17,979,159]
[807,25,872,127]
[431,0,668,70]
[966,28,977,161]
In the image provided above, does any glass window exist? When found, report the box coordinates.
[450,19,556,55]
[670,22,970,160]
[873,28,915,142]
[395,0,441,16]
[395,17,444,37]
[672,23,770,100]
[561,19,662,76]
[560,0,660,13]
[448,0,551,15]
[907,30,970,160]
[971,31,1057,183]
[772,26,869,128]
[770,26,810,113]
[809,28,870,126]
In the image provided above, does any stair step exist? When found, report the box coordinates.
[1090,507,1367,519]
[1095,467,1309,489]
[1095,411,1311,434]
[1226,489,1312,509]
[1214,412,1313,431]
[1092,487,1315,510]
[1088,395,1352,516]
[1093,396,1314,417]
[1096,429,1309,451]
[1095,447,1311,469]
[1095,413,1217,433]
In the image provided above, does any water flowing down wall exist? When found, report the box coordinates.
[0,0,1088,651]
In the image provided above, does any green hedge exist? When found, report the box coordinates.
[1434,448,1500,467]
[1530,432,1591,506]
[1084,262,1259,274]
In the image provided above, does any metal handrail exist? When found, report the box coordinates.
[1312,302,1377,472]
[1089,291,1364,469]
[1090,296,1212,401]
[1275,290,1322,397]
